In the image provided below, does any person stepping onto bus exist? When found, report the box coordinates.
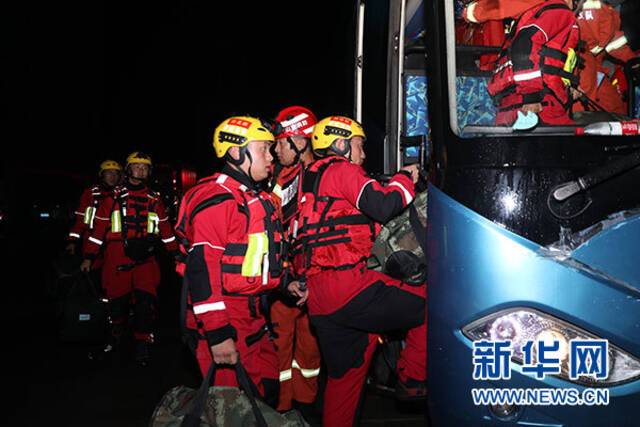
[287,116,426,427]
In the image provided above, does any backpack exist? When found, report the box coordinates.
[367,190,428,285]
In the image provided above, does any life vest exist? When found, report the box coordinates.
[292,156,377,278]
[272,164,303,226]
[109,185,161,237]
[487,1,579,114]
[175,173,285,295]
[107,184,163,261]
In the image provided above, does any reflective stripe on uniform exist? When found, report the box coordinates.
[111,210,121,233]
[389,181,414,205]
[513,70,542,82]
[88,237,103,246]
[582,0,601,9]
[606,35,628,53]
[83,206,96,228]
[191,242,225,251]
[147,212,160,234]
[591,45,604,55]
[69,232,81,239]
[241,232,269,277]
[292,359,321,378]
[162,236,176,244]
[279,368,292,382]
[466,2,478,23]
[193,302,226,315]
[279,360,321,382]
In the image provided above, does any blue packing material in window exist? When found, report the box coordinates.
[635,86,640,119]
[405,75,429,137]
[456,76,496,128]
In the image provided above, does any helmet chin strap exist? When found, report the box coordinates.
[245,150,257,183]
[287,137,310,165]
[330,139,353,162]
[227,147,258,186]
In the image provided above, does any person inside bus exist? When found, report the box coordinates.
[465,0,580,127]
[572,0,638,117]
[455,0,505,73]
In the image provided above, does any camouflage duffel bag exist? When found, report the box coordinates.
[149,362,308,427]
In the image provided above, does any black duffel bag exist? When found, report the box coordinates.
[58,272,108,343]
[124,236,160,261]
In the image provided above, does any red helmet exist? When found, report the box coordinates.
[274,106,317,139]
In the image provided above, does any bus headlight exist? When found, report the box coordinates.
[462,308,640,386]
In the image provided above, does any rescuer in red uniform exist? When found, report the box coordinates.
[66,159,122,260]
[288,116,426,427]
[574,0,637,115]
[269,106,322,415]
[81,152,178,366]
[174,117,284,406]
[467,0,580,126]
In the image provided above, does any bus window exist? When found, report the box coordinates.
[448,0,640,137]
[402,3,430,168]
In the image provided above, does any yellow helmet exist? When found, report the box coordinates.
[126,151,153,167]
[99,160,122,175]
[212,116,275,159]
[311,116,366,152]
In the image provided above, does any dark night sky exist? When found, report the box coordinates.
[5,1,357,180]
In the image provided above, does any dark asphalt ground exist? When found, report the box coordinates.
[4,238,427,427]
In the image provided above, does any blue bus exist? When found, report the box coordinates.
[355,1,640,425]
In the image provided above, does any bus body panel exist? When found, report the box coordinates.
[428,184,640,426]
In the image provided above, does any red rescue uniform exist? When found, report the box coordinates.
[575,0,636,115]
[271,163,321,411]
[68,184,115,269]
[84,182,177,343]
[293,156,427,427]
[486,0,579,125]
[176,166,285,405]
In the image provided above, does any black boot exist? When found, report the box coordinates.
[395,377,427,401]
